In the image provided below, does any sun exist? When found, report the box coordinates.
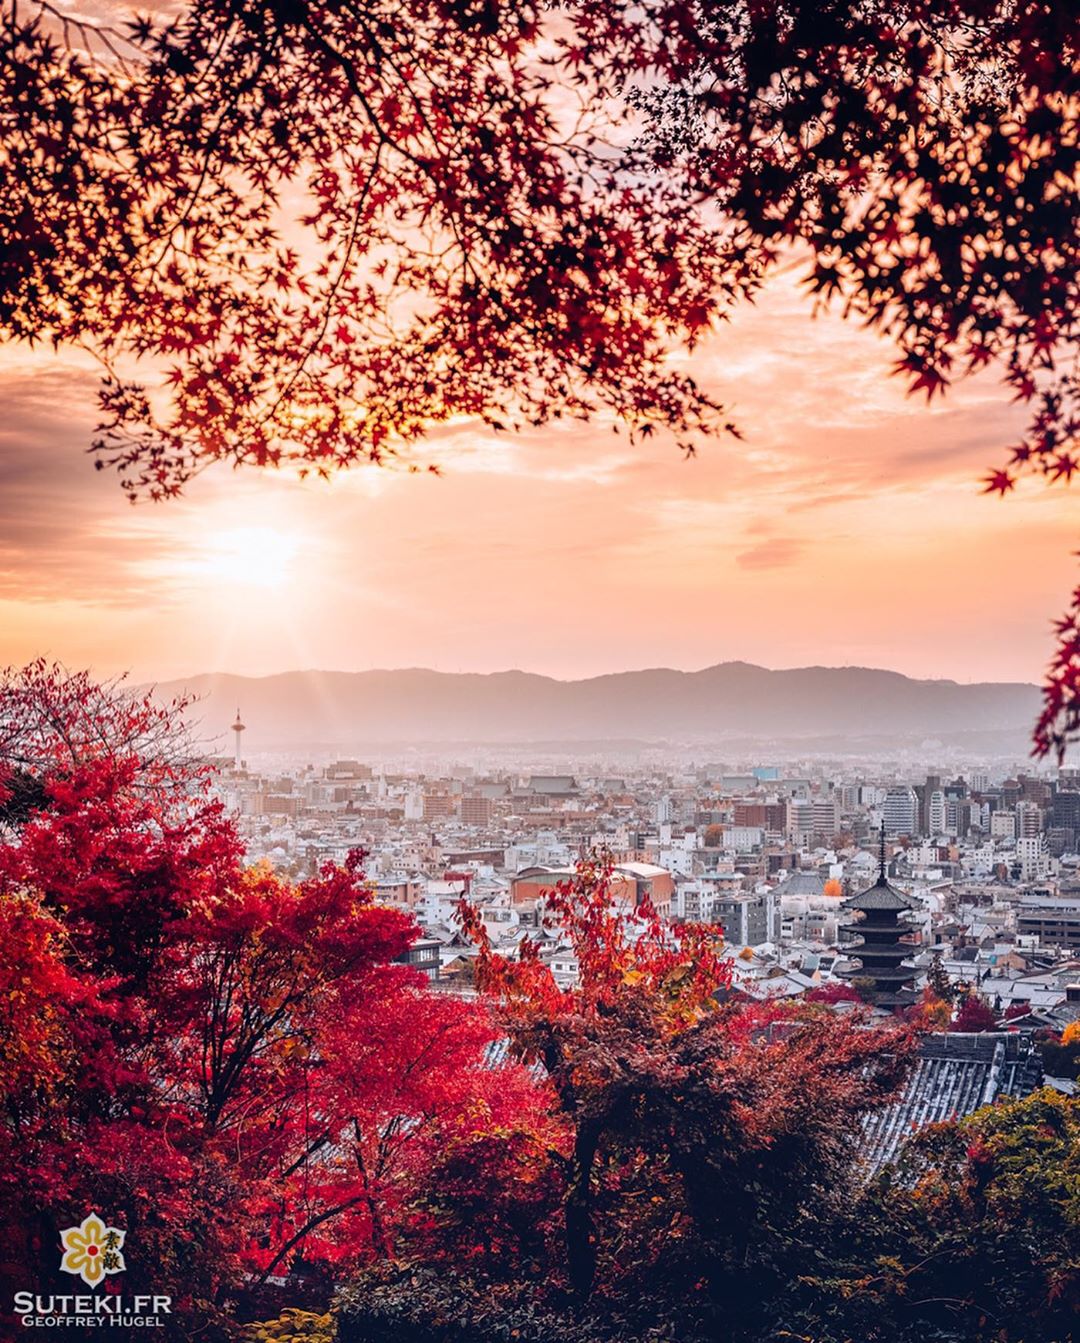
[195,526,302,589]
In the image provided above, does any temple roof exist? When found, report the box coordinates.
[843,872,919,913]
[844,962,917,983]
[837,940,914,961]
[859,1032,1044,1172]
[775,871,826,897]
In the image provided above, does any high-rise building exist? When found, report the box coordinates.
[1015,800,1043,837]
[811,797,840,842]
[1052,789,1080,831]
[460,794,493,827]
[789,803,816,845]
[882,786,917,837]
[737,800,787,831]
[1016,835,1049,881]
[423,793,455,821]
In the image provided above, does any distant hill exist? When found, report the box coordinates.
[146,663,1042,751]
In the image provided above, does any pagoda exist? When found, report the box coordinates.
[838,827,918,1010]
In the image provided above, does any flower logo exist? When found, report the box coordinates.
[59,1214,126,1287]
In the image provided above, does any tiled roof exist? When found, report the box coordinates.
[844,873,919,912]
[860,1031,1043,1173]
[776,872,826,897]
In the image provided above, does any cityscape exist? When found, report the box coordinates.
[3,0,1079,1340]
[218,722,1080,1033]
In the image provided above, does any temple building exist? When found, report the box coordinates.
[839,832,918,1009]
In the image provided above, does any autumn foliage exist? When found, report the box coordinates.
[459,857,916,1325]
[950,990,1000,1034]
[0,664,546,1335]
[2,0,1075,498]
[2,0,745,498]
[818,1088,1080,1343]
[1,667,1075,1343]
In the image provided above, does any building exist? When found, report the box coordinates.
[882,786,918,837]
[776,870,844,944]
[860,1031,1044,1172]
[786,799,814,841]
[1016,893,1080,950]
[616,862,676,919]
[1016,835,1049,881]
[711,889,778,947]
[526,775,579,797]
[927,789,946,836]
[811,797,840,842]
[423,793,455,821]
[372,876,424,909]
[510,862,674,919]
[395,936,441,981]
[1016,800,1044,838]
[838,842,918,1009]
[460,794,494,827]
[734,801,787,831]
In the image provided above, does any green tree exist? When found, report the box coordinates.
[792,1089,1080,1343]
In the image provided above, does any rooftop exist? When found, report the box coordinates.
[844,872,919,913]
[860,1031,1044,1173]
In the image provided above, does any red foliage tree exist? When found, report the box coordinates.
[3,0,1073,498]
[250,982,555,1279]
[1,0,743,498]
[907,985,953,1033]
[805,981,862,1006]
[951,992,999,1033]
[0,665,545,1334]
[461,856,916,1313]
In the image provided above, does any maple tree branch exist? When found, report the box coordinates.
[259,148,382,425]
[252,1192,370,1288]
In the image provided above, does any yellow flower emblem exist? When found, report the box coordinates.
[60,1213,126,1287]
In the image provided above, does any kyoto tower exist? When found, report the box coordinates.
[231,707,246,770]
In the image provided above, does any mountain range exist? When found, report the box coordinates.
[147,663,1043,752]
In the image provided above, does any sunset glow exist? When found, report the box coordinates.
[0,270,1069,686]
[181,526,303,591]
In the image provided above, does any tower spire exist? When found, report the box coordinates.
[231,706,246,770]
[878,819,887,883]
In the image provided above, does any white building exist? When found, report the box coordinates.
[1017,835,1049,881]
[882,785,918,836]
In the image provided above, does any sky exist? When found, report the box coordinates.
[1,265,1074,688]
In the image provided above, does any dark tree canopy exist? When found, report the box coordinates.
[2,0,750,495]
[2,0,1079,749]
